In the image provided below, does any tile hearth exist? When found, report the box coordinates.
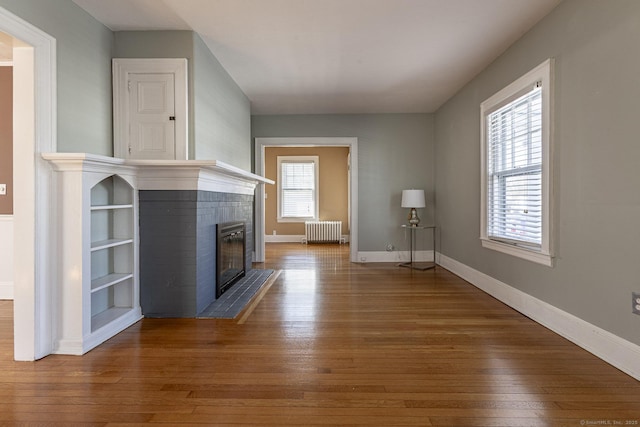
[197,269,275,319]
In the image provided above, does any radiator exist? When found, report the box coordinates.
[304,221,344,244]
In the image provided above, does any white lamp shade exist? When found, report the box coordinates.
[401,189,425,208]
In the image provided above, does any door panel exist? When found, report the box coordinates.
[129,73,175,160]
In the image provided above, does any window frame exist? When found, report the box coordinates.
[277,155,320,223]
[480,59,554,266]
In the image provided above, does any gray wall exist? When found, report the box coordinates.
[0,3,252,167]
[252,114,434,252]
[113,30,194,58]
[434,0,640,345]
[193,34,251,170]
[0,0,113,155]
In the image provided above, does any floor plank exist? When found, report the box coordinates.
[0,243,639,426]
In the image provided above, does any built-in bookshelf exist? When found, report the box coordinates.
[90,175,135,332]
[42,153,142,355]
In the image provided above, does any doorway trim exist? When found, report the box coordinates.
[113,58,188,160]
[254,137,358,263]
[0,6,56,360]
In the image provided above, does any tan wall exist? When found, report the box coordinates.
[265,146,349,236]
[0,67,12,214]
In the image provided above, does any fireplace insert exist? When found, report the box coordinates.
[216,222,246,298]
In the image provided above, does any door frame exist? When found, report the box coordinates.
[254,137,358,263]
[112,58,188,160]
[0,5,57,360]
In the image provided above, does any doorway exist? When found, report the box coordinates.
[0,6,56,360]
[254,137,358,263]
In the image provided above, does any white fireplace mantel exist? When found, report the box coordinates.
[42,153,274,195]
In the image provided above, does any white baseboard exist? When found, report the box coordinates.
[53,310,143,355]
[356,250,434,263]
[265,234,351,243]
[0,281,13,300]
[438,253,640,381]
[265,234,304,243]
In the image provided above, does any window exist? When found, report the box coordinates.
[277,156,319,222]
[480,59,553,266]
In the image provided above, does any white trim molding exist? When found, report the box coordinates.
[0,5,57,361]
[438,252,640,381]
[480,238,553,267]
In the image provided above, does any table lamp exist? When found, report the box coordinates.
[401,189,425,227]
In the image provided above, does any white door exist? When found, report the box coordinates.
[113,58,188,160]
[128,73,175,160]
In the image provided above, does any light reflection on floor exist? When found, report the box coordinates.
[279,269,318,323]
[261,242,350,271]
[260,244,350,341]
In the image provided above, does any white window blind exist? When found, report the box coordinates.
[280,160,316,218]
[487,85,542,248]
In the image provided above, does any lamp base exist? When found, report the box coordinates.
[408,208,420,226]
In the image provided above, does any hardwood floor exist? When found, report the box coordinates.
[1,243,639,426]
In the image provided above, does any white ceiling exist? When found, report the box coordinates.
[72,0,561,115]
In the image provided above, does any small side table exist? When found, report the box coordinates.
[399,225,436,270]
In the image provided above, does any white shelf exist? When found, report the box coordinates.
[91,307,132,332]
[91,238,133,252]
[91,273,133,293]
[91,204,133,211]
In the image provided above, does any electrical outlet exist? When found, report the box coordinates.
[360,256,366,262]
[633,292,640,315]
[0,184,5,195]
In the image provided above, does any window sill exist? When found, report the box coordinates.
[481,238,553,267]
[277,217,317,223]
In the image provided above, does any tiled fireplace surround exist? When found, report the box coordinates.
[139,190,254,317]
[132,160,272,318]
